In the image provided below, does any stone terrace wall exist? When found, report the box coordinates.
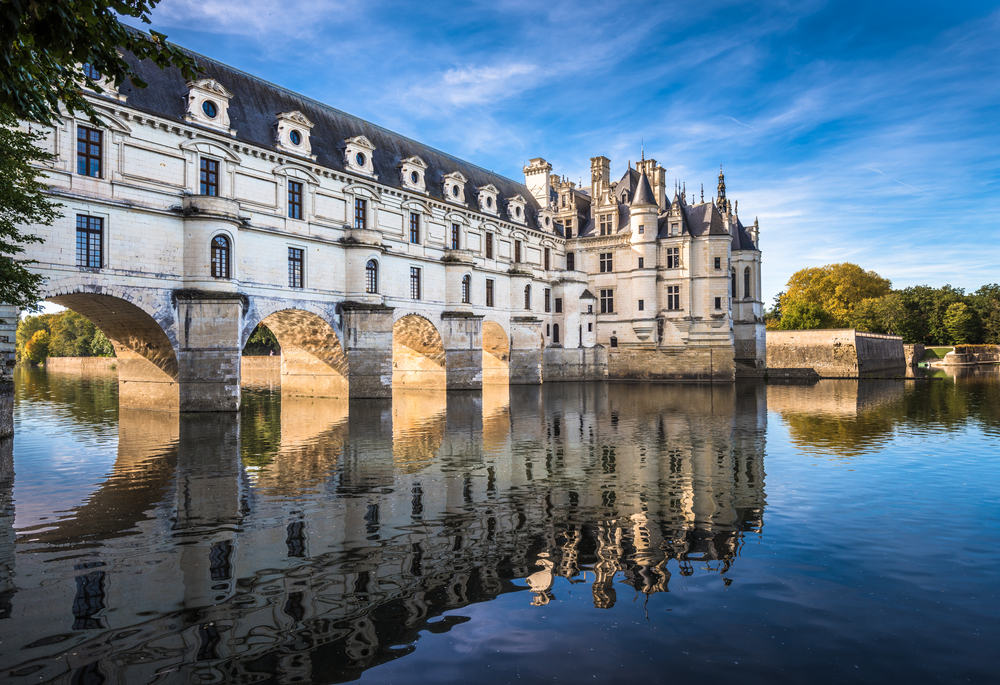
[944,345,1000,365]
[542,347,608,381]
[44,357,118,374]
[767,329,905,378]
[608,345,735,381]
[903,344,926,367]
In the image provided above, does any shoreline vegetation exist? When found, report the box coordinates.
[764,263,999,346]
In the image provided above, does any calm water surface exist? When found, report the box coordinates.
[1,367,998,684]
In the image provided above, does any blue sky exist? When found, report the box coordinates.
[128,0,1000,303]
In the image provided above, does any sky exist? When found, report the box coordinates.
[125,0,1000,304]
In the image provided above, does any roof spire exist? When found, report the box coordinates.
[641,139,644,164]
[717,164,726,206]
[701,183,704,203]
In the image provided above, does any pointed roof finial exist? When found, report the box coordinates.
[701,183,704,203]
[641,139,644,163]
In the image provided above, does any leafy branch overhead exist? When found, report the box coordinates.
[0,0,200,126]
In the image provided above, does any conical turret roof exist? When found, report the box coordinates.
[631,169,656,207]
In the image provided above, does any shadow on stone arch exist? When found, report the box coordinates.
[393,314,446,390]
[47,292,180,411]
[482,321,510,385]
[256,309,348,398]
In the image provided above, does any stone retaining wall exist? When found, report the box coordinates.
[542,347,608,381]
[944,345,1000,365]
[903,344,926,367]
[767,329,905,378]
[44,356,118,373]
[607,345,735,381]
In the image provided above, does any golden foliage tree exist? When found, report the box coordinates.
[781,263,892,327]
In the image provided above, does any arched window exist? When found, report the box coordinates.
[366,259,378,294]
[731,268,736,298]
[524,284,531,310]
[461,274,471,304]
[211,235,230,279]
[566,252,575,271]
[744,267,752,300]
[553,324,560,344]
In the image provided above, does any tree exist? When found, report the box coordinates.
[849,293,908,335]
[243,323,280,356]
[943,302,976,345]
[23,328,49,364]
[781,263,892,327]
[0,1,200,127]
[0,110,58,313]
[777,301,835,330]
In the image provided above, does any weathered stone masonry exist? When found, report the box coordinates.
[7,38,765,416]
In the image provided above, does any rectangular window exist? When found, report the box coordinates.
[599,252,613,273]
[666,247,680,269]
[667,285,680,310]
[485,232,494,258]
[671,223,679,237]
[638,225,644,234]
[514,240,522,263]
[288,247,303,288]
[200,158,219,196]
[566,252,575,270]
[75,215,103,268]
[600,289,614,314]
[410,267,421,300]
[588,322,593,331]
[544,248,550,270]
[599,214,612,236]
[77,126,102,178]
[564,220,573,239]
[638,299,644,311]
[638,257,644,269]
[714,257,722,270]
[409,213,420,244]
[451,223,460,249]
[544,288,551,313]
[288,181,303,219]
[588,304,593,314]
[555,297,563,313]
[355,198,367,229]
[715,296,722,310]
[486,279,494,307]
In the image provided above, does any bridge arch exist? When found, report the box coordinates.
[42,280,180,410]
[392,313,446,390]
[245,304,348,398]
[482,320,510,384]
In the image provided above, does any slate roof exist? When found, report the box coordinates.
[115,40,550,231]
[732,217,758,251]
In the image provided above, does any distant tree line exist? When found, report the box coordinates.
[765,263,1000,345]
[16,310,114,364]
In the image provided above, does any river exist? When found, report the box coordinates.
[1,367,998,683]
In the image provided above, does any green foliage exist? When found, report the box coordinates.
[0,109,59,311]
[243,323,280,356]
[848,292,907,335]
[24,328,49,364]
[0,0,200,127]
[776,300,835,330]
[16,309,115,362]
[943,302,976,345]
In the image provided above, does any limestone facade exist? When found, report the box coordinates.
[12,41,765,410]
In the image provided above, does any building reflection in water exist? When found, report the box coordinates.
[0,377,767,683]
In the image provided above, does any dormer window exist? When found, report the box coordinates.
[506,194,527,224]
[82,63,101,80]
[476,184,499,215]
[275,111,315,159]
[398,156,428,193]
[184,78,235,135]
[443,172,467,204]
[344,135,377,178]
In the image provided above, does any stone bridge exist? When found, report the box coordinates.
[1,264,544,415]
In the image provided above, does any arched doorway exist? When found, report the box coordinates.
[252,309,348,398]
[392,315,446,390]
[482,321,510,385]
[45,292,180,411]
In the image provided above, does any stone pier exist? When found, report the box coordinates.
[341,303,395,399]
[441,312,484,390]
[0,305,17,438]
[510,316,543,384]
